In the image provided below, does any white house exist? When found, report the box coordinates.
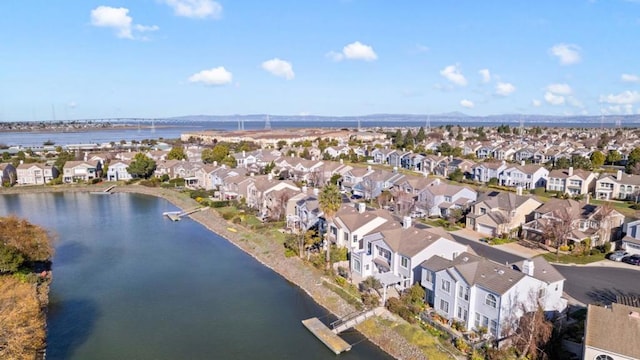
[106,160,133,181]
[498,162,548,190]
[546,167,597,196]
[330,203,392,251]
[622,220,640,255]
[420,253,566,339]
[472,161,507,183]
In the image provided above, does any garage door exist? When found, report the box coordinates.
[476,224,495,236]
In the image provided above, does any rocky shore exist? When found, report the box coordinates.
[0,184,436,360]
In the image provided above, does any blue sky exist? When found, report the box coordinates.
[1,0,640,121]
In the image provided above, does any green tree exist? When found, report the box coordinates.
[403,129,415,148]
[626,147,640,173]
[554,157,571,169]
[393,129,404,148]
[319,183,342,270]
[448,168,464,182]
[202,144,230,164]
[415,126,426,143]
[606,150,622,165]
[167,146,187,160]
[590,150,605,169]
[0,215,53,263]
[127,153,157,179]
[0,244,24,273]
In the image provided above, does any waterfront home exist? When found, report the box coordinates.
[583,303,640,360]
[146,150,169,162]
[330,203,392,251]
[466,190,542,237]
[521,198,624,248]
[219,174,251,200]
[106,160,133,182]
[472,161,507,183]
[286,188,322,232]
[62,160,101,183]
[621,220,640,255]
[417,183,477,218]
[546,167,597,196]
[497,162,548,190]
[154,159,182,179]
[595,170,640,201]
[16,163,58,185]
[420,253,566,340]
[0,163,17,186]
[245,175,300,217]
[351,219,468,291]
[274,157,324,183]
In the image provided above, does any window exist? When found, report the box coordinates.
[480,207,487,214]
[343,231,349,242]
[456,306,468,321]
[538,288,546,299]
[353,234,358,243]
[485,294,497,308]
[439,299,449,313]
[490,320,498,336]
[457,285,469,300]
[441,279,451,293]
[353,259,361,272]
[474,313,481,328]
[401,257,409,268]
[482,315,489,328]
[425,271,433,283]
[367,242,372,255]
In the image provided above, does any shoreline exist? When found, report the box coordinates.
[0,184,430,360]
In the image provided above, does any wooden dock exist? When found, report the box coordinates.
[163,206,209,222]
[302,318,351,354]
[90,185,116,195]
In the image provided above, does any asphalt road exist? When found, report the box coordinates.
[450,233,640,306]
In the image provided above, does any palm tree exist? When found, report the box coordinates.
[319,183,342,271]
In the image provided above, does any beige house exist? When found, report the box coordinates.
[62,161,100,183]
[330,203,392,251]
[546,167,597,196]
[466,190,542,237]
[595,170,640,201]
[17,163,59,185]
[583,303,640,360]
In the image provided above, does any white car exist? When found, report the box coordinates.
[609,250,629,262]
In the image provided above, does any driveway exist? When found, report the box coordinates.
[449,228,640,306]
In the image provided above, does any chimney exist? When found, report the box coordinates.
[437,152,442,157]
[242,150,246,158]
[367,165,372,172]
[358,202,366,213]
[268,173,273,181]
[213,161,218,167]
[302,185,308,193]
[516,186,523,196]
[521,259,535,276]
[585,193,590,205]
[402,216,412,229]
[520,160,525,166]
[617,170,623,181]
[84,152,88,162]
[340,159,343,164]
[501,160,506,166]
[568,166,573,177]
[393,166,398,173]
[313,187,319,196]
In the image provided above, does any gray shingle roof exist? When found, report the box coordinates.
[584,303,640,359]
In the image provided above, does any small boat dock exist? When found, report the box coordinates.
[301,318,351,354]
[302,308,378,354]
[90,185,116,195]
[163,206,209,221]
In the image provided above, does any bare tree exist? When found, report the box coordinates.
[360,176,375,201]
[501,290,554,360]
[595,201,614,247]
[541,207,575,259]
[270,191,291,222]
[392,190,414,217]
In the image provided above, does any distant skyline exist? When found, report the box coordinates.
[1,0,640,121]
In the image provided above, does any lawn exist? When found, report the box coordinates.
[541,251,606,264]
[590,199,638,218]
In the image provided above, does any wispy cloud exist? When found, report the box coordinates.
[162,0,222,19]
[90,6,158,40]
[549,43,581,65]
[478,69,491,83]
[460,99,474,108]
[440,64,467,87]
[621,73,640,83]
[600,90,640,104]
[495,82,516,96]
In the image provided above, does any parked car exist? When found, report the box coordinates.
[622,254,640,266]
[609,250,629,262]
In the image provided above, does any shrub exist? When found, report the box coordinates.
[558,245,570,252]
[361,292,380,308]
[454,337,470,353]
[221,212,236,220]
[359,276,382,292]
[334,276,347,287]
[91,178,101,184]
[589,249,600,256]
[232,216,242,224]
[211,201,230,208]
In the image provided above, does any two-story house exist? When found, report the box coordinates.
[466,190,542,237]
[106,160,133,181]
[472,161,507,183]
[546,167,597,196]
[583,303,640,360]
[62,160,101,183]
[16,163,57,185]
[621,220,640,255]
[352,219,468,291]
[595,170,640,201]
[521,198,625,248]
[420,253,566,340]
[498,162,549,190]
[417,183,477,218]
[330,203,392,251]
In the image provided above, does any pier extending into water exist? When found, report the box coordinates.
[302,308,379,354]
[163,206,209,221]
[90,185,116,195]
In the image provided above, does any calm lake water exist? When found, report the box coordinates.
[0,192,392,360]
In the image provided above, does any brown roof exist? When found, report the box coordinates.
[548,168,594,180]
[477,191,538,211]
[377,226,461,258]
[584,303,640,359]
[510,257,565,284]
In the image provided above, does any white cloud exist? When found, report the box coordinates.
[188,66,232,85]
[549,43,581,65]
[343,41,378,61]
[546,83,572,96]
[599,90,640,104]
[440,64,467,87]
[90,6,158,40]
[479,69,491,83]
[327,41,378,62]
[622,73,640,83]
[460,99,474,108]
[544,91,565,105]
[91,6,134,39]
[532,99,542,107]
[568,96,584,108]
[163,0,222,19]
[261,58,295,80]
[495,82,516,96]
